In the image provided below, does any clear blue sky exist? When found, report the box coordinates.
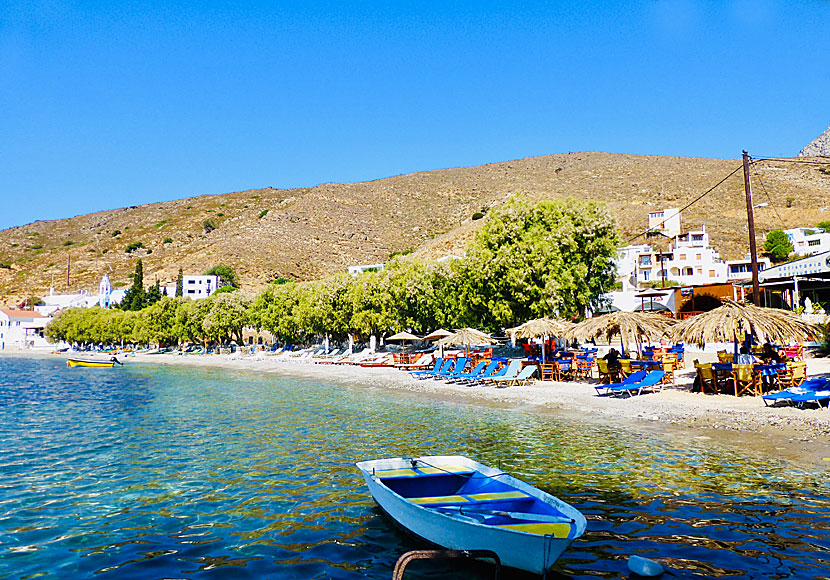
[2,0,828,231]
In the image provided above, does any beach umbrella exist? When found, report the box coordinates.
[669,300,822,349]
[566,311,676,357]
[423,328,453,358]
[509,318,575,364]
[422,328,453,342]
[438,328,494,357]
[387,331,421,355]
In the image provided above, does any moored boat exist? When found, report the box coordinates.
[66,358,118,368]
[356,455,586,575]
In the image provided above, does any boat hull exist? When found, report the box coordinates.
[66,359,116,368]
[356,455,586,575]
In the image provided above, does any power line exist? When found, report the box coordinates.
[624,164,744,244]
[749,163,785,226]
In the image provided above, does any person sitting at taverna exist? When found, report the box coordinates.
[736,345,759,365]
[603,348,622,371]
[761,342,782,363]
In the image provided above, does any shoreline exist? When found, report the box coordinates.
[6,348,830,469]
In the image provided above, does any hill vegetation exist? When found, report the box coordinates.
[1,151,829,306]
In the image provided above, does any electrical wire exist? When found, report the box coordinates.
[749,164,786,225]
[624,164,744,245]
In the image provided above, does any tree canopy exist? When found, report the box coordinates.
[764,230,793,261]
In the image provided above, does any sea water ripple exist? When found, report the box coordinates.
[0,356,828,579]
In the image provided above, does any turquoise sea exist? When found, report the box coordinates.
[1,355,829,579]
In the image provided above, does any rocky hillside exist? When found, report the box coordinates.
[799,125,830,157]
[1,151,829,306]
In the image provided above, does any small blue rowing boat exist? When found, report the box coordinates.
[356,455,586,575]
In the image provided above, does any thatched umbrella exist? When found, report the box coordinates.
[387,331,420,355]
[669,300,822,350]
[635,288,670,312]
[423,328,453,358]
[509,318,575,364]
[566,311,676,357]
[438,328,494,357]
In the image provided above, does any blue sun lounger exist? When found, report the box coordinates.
[603,370,664,398]
[594,370,647,396]
[446,361,487,382]
[432,357,469,380]
[479,359,523,386]
[762,378,829,407]
[492,364,537,387]
[453,360,500,384]
[413,358,451,379]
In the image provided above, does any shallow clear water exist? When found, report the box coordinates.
[0,356,829,579]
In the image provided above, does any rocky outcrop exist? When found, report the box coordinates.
[798,125,830,157]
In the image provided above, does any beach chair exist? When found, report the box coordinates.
[661,357,675,385]
[762,378,828,407]
[413,358,452,379]
[465,361,509,385]
[445,361,486,382]
[452,360,497,383]
[478,360,523,385]
[596,359,619,384]
[492,364,537,387]
[594,370,647,396]
[539,362,556,381]
[607,370,665,398]
[787,389,830,409]
[432,357,468,379]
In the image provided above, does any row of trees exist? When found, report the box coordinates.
[46,196,619,347]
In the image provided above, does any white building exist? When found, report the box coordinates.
[784,227,830,257]
[0,309,50,350]
[647,208,681,238]
[348,264,385,276]
[35,289,100,316]
[175,275,221,299]
[616,217,770,287]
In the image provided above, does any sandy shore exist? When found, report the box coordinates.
[7,348,830,467]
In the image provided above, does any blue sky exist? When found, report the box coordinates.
[1,0,828,231]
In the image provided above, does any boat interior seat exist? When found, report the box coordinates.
[496,522,574,538]
[411,490,532,506]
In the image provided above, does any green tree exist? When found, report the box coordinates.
[817,221,830,232]
[764,230,793,261]
[139,297,184,347]
[202,293,250,345]
[205,264,238,288]
[121,260,146,311]
[176,267,184,297]
[457,195,618,329]
[145,279,162,306]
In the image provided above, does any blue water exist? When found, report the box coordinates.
[1,356,829,579]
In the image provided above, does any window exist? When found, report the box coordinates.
[709,270,715,278]
[696,254,702,261]
[640,255,651,266]
[188,280,196,284]
[643,271,650,281]
[692,234,703,241]
[679,254,686,260]
[809,240,821,247]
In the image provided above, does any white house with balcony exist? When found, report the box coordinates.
[784,227,830,256]
[647,208,681,238]
[616,215,770,287]
[0,309,50,350]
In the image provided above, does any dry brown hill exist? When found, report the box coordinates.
[1,151,829,305]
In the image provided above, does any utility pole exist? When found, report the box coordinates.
[742,150,760,306]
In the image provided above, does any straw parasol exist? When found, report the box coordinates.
[422,329,453,342]
[386,331,421,355]
[669,300,822,348]
[438,328,494,357]
[566,311,676,357]
[634,287,669,312]
[509,318,575,364]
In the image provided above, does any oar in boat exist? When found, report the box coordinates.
[434,506,575,524]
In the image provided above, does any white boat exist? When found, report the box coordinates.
[356,455,587,575]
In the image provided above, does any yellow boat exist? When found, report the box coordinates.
[66,358,117,368]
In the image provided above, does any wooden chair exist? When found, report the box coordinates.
[731,364,757,397]
[555,360,573,381]
[784,344,804,361]
[717,350,732,363]
[574,356,591,380]
[778,361,807,389]
[596,358,619,384]
[539,363,556,381]
[619,359,631,379]
[694,360,718,394]
[661,358,675,385]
